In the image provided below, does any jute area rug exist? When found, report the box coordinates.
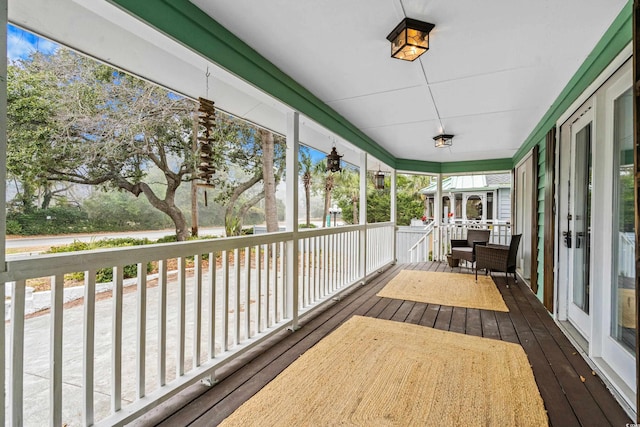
[220,316,548,426]
[377,270,509,312]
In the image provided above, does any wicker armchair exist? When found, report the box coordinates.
[475,234,522,286]
[450,229,491,268]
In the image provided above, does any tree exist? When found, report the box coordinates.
[215,122,285,236]
[332,167,360,224]
[9,49,199,240]
[314,160,337,228]
[260,129,279,232]
[299,147,314,227]
[338,174,426,226]
[7,53,60,213]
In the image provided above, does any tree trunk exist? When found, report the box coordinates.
[261,130,278,232]
[305,179,311,227]
[352,195,358,224]
[41,186,54,210]
[191,180,199,237]
[323,173,334,227]
[127,180,190,241]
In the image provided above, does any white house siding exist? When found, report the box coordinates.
[498,188,511,222]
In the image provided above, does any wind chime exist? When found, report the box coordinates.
[197,96,216,206]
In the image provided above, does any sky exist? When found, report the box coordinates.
[7,24,58,61]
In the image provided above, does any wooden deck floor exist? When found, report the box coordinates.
[134,262,632,426]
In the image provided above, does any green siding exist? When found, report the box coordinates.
[536,139,546,301]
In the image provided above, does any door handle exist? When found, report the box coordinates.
[575,231,584,249]
[562,230,572,248]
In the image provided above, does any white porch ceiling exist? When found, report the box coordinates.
[9,0,628,168]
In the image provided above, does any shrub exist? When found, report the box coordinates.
[5,219,22,235]
[7,206,92,235]
[46,238,153,283]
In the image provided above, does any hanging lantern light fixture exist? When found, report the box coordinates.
[433,133,454,148]
[387,18,435,61]
[326,146,343,173]
[374,168,385,190]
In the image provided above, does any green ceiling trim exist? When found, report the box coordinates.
[396,158,513,174]
[512,1,632,164]
[109,0,397,167]
[395,159,443,174]
[440,158,513,174]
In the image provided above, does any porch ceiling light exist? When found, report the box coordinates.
[433,133,454,148]
[387,18,435,61]
[326,146,343,172]
[374,169,385,190]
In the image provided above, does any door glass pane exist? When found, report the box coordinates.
[612,88,635,351]
[573,123,591,313]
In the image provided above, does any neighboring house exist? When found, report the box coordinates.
[420,174,511,223]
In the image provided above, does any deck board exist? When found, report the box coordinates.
[136,262,632,427]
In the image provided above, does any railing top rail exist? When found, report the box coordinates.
[298,224,363,237]
[364,221,395,229]
[408,222,435,252]
[1,223,396,283]
[1,231,293,282]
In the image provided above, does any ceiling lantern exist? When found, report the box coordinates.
[433,133,454,148]
[386,18,435,61]
[374,169,385,190]
[326,146,343,172]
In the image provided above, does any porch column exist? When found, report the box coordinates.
[359,152,367,278]
[434,174,442,261]
[390,169,397,264]
[285,111,299,330]
[492,190,498,221]
[462,194,468,221]
[481,194,487,222]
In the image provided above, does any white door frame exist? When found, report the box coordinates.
[557,103,594,339]
[599,62,635,391]
[514,153,533,280]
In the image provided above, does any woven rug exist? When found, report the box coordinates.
[377,270,509,312]
[220,316,548,426]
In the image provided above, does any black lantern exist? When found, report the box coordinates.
[433,133,454,148]
[374,169,385,190]
[387,18,435,62]
[326,146,342,172]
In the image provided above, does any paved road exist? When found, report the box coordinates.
[5,227,226,250]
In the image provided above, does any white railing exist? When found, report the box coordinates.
[407,222,436,263]
[2,222,395,426]
[366,222,396,273]
[398,221,511,262]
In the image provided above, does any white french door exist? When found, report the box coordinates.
[556,55,635,409]
[601,66,635,389]
[558,106,593,340]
